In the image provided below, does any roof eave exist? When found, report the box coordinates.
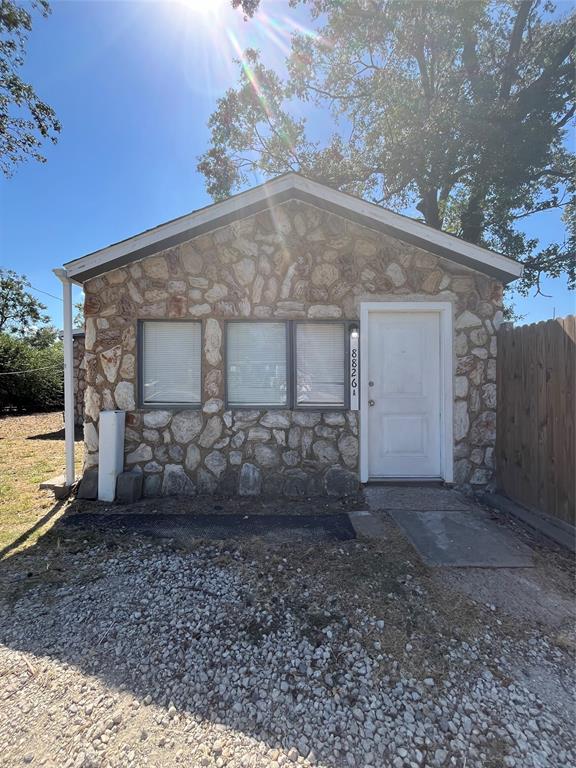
[64,173,523,285]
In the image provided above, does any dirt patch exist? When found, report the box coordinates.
[61,511,357,545]
[70,492,366,517]
[438,567,574,628]
[435,502,575,644]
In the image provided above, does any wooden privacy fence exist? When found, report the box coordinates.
[496,315,575,526]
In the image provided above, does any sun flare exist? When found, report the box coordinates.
[161,0,324,100]
[178,0,229,19]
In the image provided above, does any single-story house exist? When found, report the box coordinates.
[55,173,522,497]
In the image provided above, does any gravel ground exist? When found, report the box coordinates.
[0,521,574,768]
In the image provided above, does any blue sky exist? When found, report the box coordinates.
[0,0,573,328]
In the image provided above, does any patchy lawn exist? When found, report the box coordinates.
[0,412,82,555]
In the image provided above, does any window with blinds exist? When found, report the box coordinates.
[226,322,287,406]
[142,321,201,405]
[296,323,345,406]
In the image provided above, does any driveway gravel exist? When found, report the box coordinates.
[0,521,574,768]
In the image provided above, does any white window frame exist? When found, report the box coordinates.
[293,320,348,410]
[138,319,203,409]
[225,320,290,409]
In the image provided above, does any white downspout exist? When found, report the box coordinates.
[53,268,75,487]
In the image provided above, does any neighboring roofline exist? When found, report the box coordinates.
[63,173,523,284]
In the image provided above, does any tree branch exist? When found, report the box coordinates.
[500,0,533,100]
[529,167,573,182]
[555,104,576,129]
[413,23,432,100]
[416,187,441,229]
[511,201,568,221]
[462,25,481,99]
[515,34,576,115]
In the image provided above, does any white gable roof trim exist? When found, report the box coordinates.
[64,174,523,285]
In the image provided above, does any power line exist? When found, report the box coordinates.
[29,285,63,302]
[0,364,64,376]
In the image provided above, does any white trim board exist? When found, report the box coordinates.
[359,301,454,484]
[62,173,523,285]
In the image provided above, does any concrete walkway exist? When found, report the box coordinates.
[365,485,534,567]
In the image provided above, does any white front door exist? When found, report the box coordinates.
[367,310,442,478]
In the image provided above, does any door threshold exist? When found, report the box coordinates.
[366,478,447,487]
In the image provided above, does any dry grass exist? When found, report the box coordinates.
[0,412,83,556]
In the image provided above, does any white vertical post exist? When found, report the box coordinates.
[53,268,75,487]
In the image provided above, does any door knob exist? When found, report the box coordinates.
[368,399,375,406]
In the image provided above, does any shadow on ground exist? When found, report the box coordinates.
[26,424,83,442]
[0,495,574,768]
[0,498,67,560]
[0,509,423,767]
[62,510,357,546]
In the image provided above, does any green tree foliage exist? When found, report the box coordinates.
[207,0,576,295]
[0,332,63,411]
[0,268,50,335]
[0,269,63,410]
[27,324,59,348]
[73,298,84,330]
[231,0,261,18]
[0,0,60,175]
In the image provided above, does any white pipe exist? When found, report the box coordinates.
[98,410,125,501]
[53,268,75,487]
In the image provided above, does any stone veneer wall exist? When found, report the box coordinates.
[81,199,503,497]
[73,333,86,427]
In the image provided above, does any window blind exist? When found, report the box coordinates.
[142,321,201,405]
[227,322,287,406]
[296,323,345,406]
